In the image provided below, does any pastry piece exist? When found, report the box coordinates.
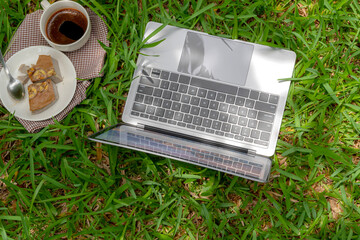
[28,79,56,111]
[27,55,62,83]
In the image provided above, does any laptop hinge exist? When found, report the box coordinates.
[136,123,145,129]
[248,149,256,157]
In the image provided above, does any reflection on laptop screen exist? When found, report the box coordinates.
[177,32,254,86]
[93,124,271,182]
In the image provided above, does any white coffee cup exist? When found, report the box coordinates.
[40,0,91,52]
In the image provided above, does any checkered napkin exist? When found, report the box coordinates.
[1,9,109,133]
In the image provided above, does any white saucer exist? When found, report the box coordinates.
[0,46,76,121]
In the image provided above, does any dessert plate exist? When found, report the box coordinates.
[0,46,76,121]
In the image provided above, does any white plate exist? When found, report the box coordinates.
[0,46,76,121]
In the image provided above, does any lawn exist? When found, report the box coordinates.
[0,0,359,239]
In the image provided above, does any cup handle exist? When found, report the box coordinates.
[40,0,51,9]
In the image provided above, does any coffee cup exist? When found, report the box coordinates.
[40,0,91,52]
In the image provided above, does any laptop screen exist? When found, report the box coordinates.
[89,123,271,182]
[177,32,254,86]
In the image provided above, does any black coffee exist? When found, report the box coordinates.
[46,8,87,45]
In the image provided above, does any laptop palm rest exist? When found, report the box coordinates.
[89,123,272,182]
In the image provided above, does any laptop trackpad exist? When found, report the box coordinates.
[177,32,254,86]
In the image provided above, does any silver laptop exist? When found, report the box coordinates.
[89,22,296,182]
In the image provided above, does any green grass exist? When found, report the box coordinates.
[0,0,359,239]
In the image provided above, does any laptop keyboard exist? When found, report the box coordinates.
[130,67,279,148]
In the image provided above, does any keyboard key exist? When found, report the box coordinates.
[160,80,170,89]
[212,121,221,130]
[215,131,224,136]
[131,111,140,116]
[251,129,260,139]
[254,140,268,146]
[229,115,238,124]
[153,98,162,107]
[206,129,215,134]
[231,125,241,134]
[235,97,245,106]
[169,82,179,91]
[162,100,172,109]
[254,101,276,114]
[169,73,179,82]
[209,111,219,120]
[206,91,216,100]
[171,92,181,101]
[248,109,257,119]
[259,92,269,102]
[228,105,238,114]
[238,107,248,116]
[144,96,153,104]
[160,71,170,80]
[174,112,183,121]
[162,90,172,99]
[235,135,244,141]
[153,88,162,97]
[260,132,270,141]
[184,114,193,123]
[258,121,272,132]
[191,77,237,95]
[237,88,250,97]
[135,93,144,102]
[181,104,191,113]
[140,113,149,118]
[151,69,160,78]
[188,86,197,95]
[196,126,205,132]
[197,89,207,98]
[146,106,156,115]
[244,138,253,143]
[225,133,234,138]
[269,95,279,104]
[242,164,252,172]
[249,90,260,100]
[178,122,186,127]
[140,76,160,87]
[245,99,255,108]
[190,97,200,106]
[138,85,153,95]
[221,123,231,132]
[248,119,258,128]
[155,108,165,117]
[226,95,236,104]
[159,118,167,123]
[168,120,177,125]
[219,112,229,122]
[216,93,226,102]
[238,117,247,126]
[202,119,212,128]
[200,108,210,117]
[165,110,174,119]
[219,103,229,112]
[199,99,210,108]
[149,115,158,121]
[179,84,188,93]
[257,111,275,123]
[209,101,219,110]
[241,127,251,137]
[193,116,202,126]
[190,106,200,115]
[171,102,181,111]
[179,75,190,84]
[132,103,146,112]
[181,94,191,103]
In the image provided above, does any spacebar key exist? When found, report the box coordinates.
[191,77,237,95]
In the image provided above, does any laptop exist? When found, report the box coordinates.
[89,21,296,182]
